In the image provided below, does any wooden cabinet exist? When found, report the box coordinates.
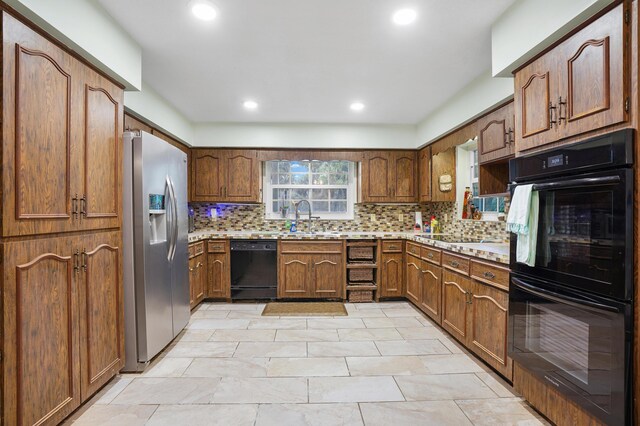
[441,268,472,342]
[430,147,456,202]
[420,260,442,324]
[188,242,206,308]
[405,254,421,304]
[418,146,432,202]
[2,231,123,426]
[380,241,403,298]
[278,241,343,299]
[515,3,628,152]
[478,101,515,164]
[1,13,123,237]
[361,151,417,203]
[206,240,230,299]
[191,149,261,203]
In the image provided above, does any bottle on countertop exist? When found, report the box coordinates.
[290,220,297,233]
[430,215,440,234]
[413,222,422,234]
[424,222,431,233]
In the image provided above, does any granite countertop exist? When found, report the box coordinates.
[188,230,510,265]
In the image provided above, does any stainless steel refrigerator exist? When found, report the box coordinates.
[122,131,190,372]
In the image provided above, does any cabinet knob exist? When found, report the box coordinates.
[450,260,459,268]
[427,253,434,259]
[483,271,496,279]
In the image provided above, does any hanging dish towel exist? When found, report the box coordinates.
[506,184,539,267]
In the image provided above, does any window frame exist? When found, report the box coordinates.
[263,160,357,220]
[468,149,504,217]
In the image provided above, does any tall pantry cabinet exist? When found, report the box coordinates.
[1,12,125,426]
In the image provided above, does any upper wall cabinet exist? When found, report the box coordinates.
[1,13,123,237]
[418,146,432,202]
[430,147,456,202]
[478,101,515,164]
[514,3,629,152]
[361,151,417,203]
[191,149,261,203]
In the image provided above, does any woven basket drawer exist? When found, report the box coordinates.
[348,246,374,260]
[349,268,374,282]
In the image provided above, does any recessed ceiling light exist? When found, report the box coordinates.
[243,100,259,110]
[392,8,417,26]
[190,0,217,21]
[350,102,365,112]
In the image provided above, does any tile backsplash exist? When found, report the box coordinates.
[190,201,509,241]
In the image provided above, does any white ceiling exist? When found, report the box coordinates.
[98,0,516,124]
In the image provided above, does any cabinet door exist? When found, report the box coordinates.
[188,257,196,308]
[478,102,514,164]
[418,146,432,202]
[362,152,392,202]
[514,54,560,152]
[380,252,403,298]
[558,3,627,139]
[405,257,421,304]
[79,68,123,231]
[441,269,470,343]
[420,261,442,324]
[468,281,512,380]
[223,150,261,202]
[2,236,81,426]
[2,14,80,237]
[191,149,224,201]
[79,231,124,399]
[207,252,230,299]
[311,254,343,298]
[279,254,312,298]
[194,254,206,304]
[430,148,456,202]
[392,151,418,202]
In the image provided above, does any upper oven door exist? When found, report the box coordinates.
[508,275,631,426]
[510,168,633,301]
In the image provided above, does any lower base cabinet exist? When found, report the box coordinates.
[2,231,123,426]
[278,241,343,299]
[380,251,404,298]
[441,269,472,342]
[188,242,206,309]
[405,255,421,304]
[419,261,442,324]
[206,240,230,299]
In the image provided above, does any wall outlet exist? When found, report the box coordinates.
[444,213,448,222]
[370,214,376,222]
[398,213,404,222]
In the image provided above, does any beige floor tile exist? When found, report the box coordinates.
[375,339,450,356]
[395,326,446,340]
[456,398,546,425]
[308,376,404,403]
[275,329,339,342]
[175,329,215,342]
[247,318,307,330]
[420,354,485,374]
[187,319,250,330]
[183,357,269,377]
[356,302,409,310]
[92,376,133,404]
[143,358,193,377]
[212,377,308,403]
[475,372,517,397]
[267,357,349,377]
[363,317,424,328]
[234,341,307,357]
[439,336,466,354]
[71,404,158,426]
[337,328,402,341]
[255,403,363,426]
[395,374,498,401]
[189,310,230,319]
[146,404,258,426]
[111,377,220,404]
[346,356,429,376]
[307,318,365,329]
[308,341,380,357]
[210,329,276,342]
[343,308,387,318]
[166,341,238,358]
[416,315,437,326]
[381,307,423,317]
[209,303,265,311]
[226,310,269,319]
[360,400,473,426]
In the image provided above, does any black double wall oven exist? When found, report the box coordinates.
[508,130,634,426]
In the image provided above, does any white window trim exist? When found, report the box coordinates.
[263,161,356,220]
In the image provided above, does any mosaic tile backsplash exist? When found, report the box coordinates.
[190,201,509,241]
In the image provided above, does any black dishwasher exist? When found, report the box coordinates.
[230,240,277,300]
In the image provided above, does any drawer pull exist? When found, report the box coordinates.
[210,246,223,250]
[483,271,496,279]
[449,260,460,268]
[426,253,434,259]
[388,245,398,250]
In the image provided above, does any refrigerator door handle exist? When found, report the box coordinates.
[165,175,175,261]
[168,175,179,262]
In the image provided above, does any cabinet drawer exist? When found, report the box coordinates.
[470,260,509,290]
[382,240,403,253]
[442,252,470,275]
[207,240,226,253]
[189,242,205,258]
[406,242,421,258]
[280,241,342,254]
[421,246,441,265]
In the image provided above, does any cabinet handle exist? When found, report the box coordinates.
[74,249,80,273]
[558,96,567,125]
[504,128,514,144]
[509,128,515,144]
[549,102,557,129]
[449,260,459,268]
[189,266,195,272]
[483,271,496,279]
[80,195,87,218]
[426,253,434,259]
[388,245,398,250]
[81,248,87,272]
[196,262,203,269]
[72,194,79,219]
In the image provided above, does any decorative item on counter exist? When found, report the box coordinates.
[424,222,431,233]
[414,211,423,231]
[462,187,472,219]
[472,209,483,220]
[280,205,289,218]
[413,222,422,234]
[289,220,297,233]
[430,215,440,234]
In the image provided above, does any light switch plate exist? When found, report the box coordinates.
[398,214,404,222]
[444,213,448,222]
[370,214,376,222]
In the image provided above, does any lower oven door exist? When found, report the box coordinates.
[508,274,632,426]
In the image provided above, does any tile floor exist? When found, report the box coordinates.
[65,301,549,425]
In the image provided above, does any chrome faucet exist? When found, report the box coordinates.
[294,200,314,233]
